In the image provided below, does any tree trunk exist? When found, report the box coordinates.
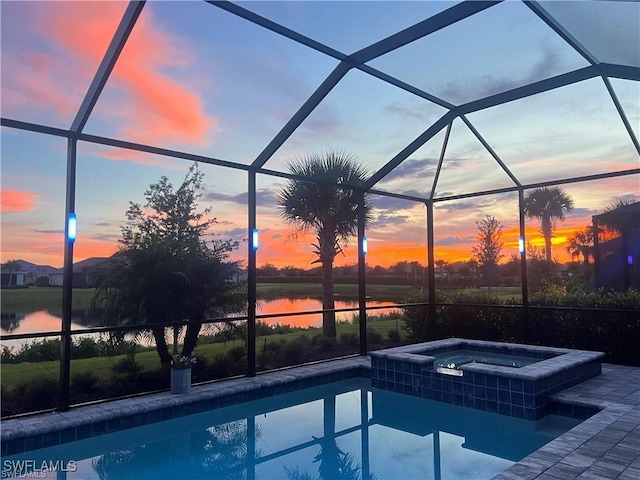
[152,327,173,365]
[541,216,553,262]
[182,322,203,357]
[321,256,337,339]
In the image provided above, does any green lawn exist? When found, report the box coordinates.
[0,287,96,314]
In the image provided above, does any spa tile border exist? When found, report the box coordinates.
[371,338,604,420]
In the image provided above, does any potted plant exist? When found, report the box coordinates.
[171,352,196,394]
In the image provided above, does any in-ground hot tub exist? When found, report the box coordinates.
[370,338,604,420]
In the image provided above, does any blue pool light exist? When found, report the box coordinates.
[362,237,368,255]
[518,237,524,254]
[252,228,259,251]
[68,213,77,243]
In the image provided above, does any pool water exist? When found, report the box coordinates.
[433,348,543,370]
[3,378,582,480]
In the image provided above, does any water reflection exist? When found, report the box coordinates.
[1,299,399,335]
[0,309,103,334]
[2,378,580,480]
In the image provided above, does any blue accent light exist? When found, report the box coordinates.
[252,228,259,251]
[362,237,368,255]
[518,238,524,254]
[628,255,633,265]
[68,213,77,243]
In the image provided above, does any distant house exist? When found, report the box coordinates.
[593,202,640,291]
[0,260,58,286]
[49,257,117,287]
[227,267,248,284]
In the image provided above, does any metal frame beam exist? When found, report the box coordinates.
[251,62,352,169]
[357,190,367,355]
[366,111,456,189]
[602,76,640,156]
[59,138,77,412]
[524,1,598,67]
[460,115,521,187]
[70,1,145,133]
[349,1,501,64]
[429,122,453,200]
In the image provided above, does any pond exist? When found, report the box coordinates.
[0,298,400,349]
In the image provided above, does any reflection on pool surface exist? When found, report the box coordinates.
[3,378,582,480]
[433,348,543,370]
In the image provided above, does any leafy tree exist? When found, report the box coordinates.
[471,215,504,292]
[258,263,280,277]
[435,259,448,284]
[526,245,565,297]
[566,226,595,264]
[2,259,20,286]
[523,186,574,262]
[277,151,372,339]
[282,265,305,277]
[94,164,245,365]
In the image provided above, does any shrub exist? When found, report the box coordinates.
[73,337,101,359]
[387,329,401,343]
[19,338,61,362]
[227,345,247,363]
[281,336,309,365]
[314,335,337,350]
[111,356,142,376]
[20,376,59,411]
[1,346,18,364]
[340,332,359,347]
[402,293,447,341]
[367,328,383,344]
[71,371,100,394]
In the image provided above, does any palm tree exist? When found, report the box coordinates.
[599,196,639,238]
[277,151,372,339]
[523,186,574,262]
[566,226,595,264]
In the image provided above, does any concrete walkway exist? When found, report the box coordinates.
[494,363,640,480]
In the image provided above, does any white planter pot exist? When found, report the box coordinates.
[171,368,191,394]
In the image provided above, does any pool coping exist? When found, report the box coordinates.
[370,338,606,381]
[1,357,370,454]
[1,356,638,479]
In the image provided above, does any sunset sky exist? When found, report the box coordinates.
[1,1,638,271]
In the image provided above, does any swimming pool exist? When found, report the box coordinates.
[2,378,583,480]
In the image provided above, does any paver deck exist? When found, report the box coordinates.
[1,358,638,479]
[494,363,640,480]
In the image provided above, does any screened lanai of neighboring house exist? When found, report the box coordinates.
[1,1,639,413]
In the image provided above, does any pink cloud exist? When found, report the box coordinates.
[2,3,216,152]
[1,190,37,213]
[42,3,216,146]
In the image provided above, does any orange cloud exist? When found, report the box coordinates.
[42,3,215,147]
[74,238,118,264]
[1,190,37,213]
